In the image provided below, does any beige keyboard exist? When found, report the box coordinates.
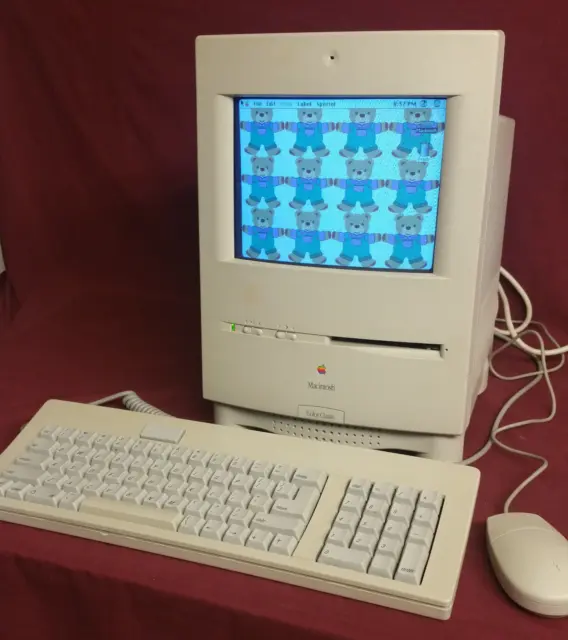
[0,400,479,619]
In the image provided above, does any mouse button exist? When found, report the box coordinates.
[491,530,568,601]
[487,512,550,543]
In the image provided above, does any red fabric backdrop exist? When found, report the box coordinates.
[0,2,568,639]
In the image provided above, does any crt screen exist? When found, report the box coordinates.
[234,97,447,272]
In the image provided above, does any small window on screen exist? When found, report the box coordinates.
[234,97,447,272]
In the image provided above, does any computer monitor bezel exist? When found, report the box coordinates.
[196,31,504,345]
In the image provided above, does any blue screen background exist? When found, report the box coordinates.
[235,97,446,272]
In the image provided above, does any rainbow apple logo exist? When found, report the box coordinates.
[317,364,326,375]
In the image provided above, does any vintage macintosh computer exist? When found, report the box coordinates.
[4,31,568,622]
[196,30,514,462]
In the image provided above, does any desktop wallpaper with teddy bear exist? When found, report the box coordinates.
[235,97,446,272]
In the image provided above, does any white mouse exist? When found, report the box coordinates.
[487,512,568,617]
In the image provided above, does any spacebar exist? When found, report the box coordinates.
[80,498,183,531]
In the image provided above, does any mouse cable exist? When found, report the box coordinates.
[497,267,568,358]
[463,266,563,512]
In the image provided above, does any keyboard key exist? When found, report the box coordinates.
[229,457,253,475]
[364,498,389,520]
[142,491,168,508]
[226,491,251,509]
[370,482,395,503]
[83,480,108,497]
[144,476,167,492]
[45,458,70,476]
[163,479,187,496]
[149,459,173,477]
[39,425,61,441]
[189,449,212,467]
[412,506,439,532]
[111,437,135,453]
[14,453,51,470]
[376,536,403,560]
[388,503,414,526]
[93,434,115,450]
[61,477,88,493]
[318,545,371,572]
[223,524,250,545]
[56,428,79,444]
[140,423,185,444]
[27,439,58,456]
[122,488,147,505]
[334,510,359,533]
[369,554,397,579]
[64,461,89,478]
[206,486,230,505]
[110,453,134,471]
[417,490,444,514]
[59,491,85,511]
[351,531,379,555]
[43,473,69,490]
[208,504,233,522]
[228,507,254,527]
[104,469,128,485]
[102,484,127,501]
[251,477,276,497]
[130,440,153,457]
[292,468,327,491]
[250,461,273,479]
[346,478,372,499]
[395,542,429,585]
[0,478,13,496]
[381,519,408,543]
[358,515,385,536]
[124,471,148,488]
[149,443,172,460]
[185,482,208,500]
[75,431,97,447]
[84,464,109,482]
[246,529,274,551]
[186,500,211,519]
[407,524,434,548]
[2,465,47,484]
[73,446,96,464]
[210,470,234,488]
[91,450,114,466]
[208,453,232,471]
[393,486,419,508]
[340,494,366,517]
[271,486,319,522]
[327,527,353,547]
[231,474,254,492]
[179,515,206,535]
[269,534,297,556]
[251,513,305,538]
[248,495,273,513]
[170,463,194,482]
[273,481,298,500]
[270,464,294,482]
[25,486,64,507]
[81,497,183,531]
[163,495,189,513]
[169,446,192,464]
[6,481,33,500]
[130,456,153,473]
[190,467,213,485]
[200,520,228,541]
